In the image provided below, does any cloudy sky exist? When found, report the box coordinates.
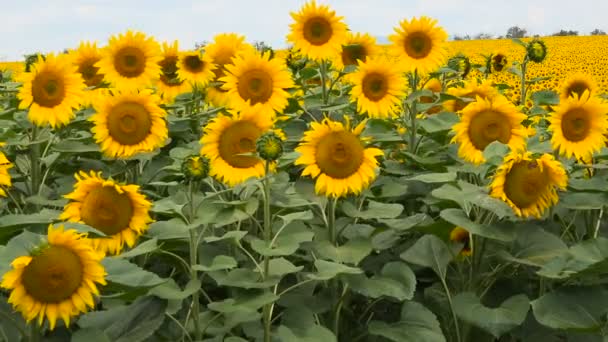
[2,0,606,61]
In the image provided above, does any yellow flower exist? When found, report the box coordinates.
[444,79,498,113]
[96,30,162,90]
[0,224,106,330]
[287,0,348,61]
[0,143,12,197]
[333,32,380,71]
[156,41,192,104]
[560,72,597,102]
[69,41,106,107]
[200,109,274,187]
[220,51,294,117]
[295,118,383,198]
[490,50,508,72]
[449,227,472,257]
[420,78,442,115]
[490,151,567,218]
[16,53,85,127]
[347,57,406,119]
[451,95,527,165]
[60,171,153,255]
[176,49,216,88]
[389,16,448,74]
[548,90,608,160]
[90,90,168,159]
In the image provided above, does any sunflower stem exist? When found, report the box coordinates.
[408,71,419,153]
[327,197,337,245]
[519,57,528,106]
[262,161,273,342]
[29,125,41,199]
[28,323,40,342]
[320,60,329,106]
[187,181,202,341]
[440,276,462,342]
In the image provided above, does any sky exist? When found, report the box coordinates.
[2,0,607,61]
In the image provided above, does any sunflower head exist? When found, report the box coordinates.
[334,32,379,70]
[527,39,547,63]
[560,72,597,101]
[295,118,383,198]
[447,54,471,78]
[0,224,106,330]
[0,143,13,197]
[256,131,285,161]
[444,79,498,113]
[182,155,210,180]
[205,33,255,81]
[490,151,567,218]
[489,51,508,72]
[389,16,448,74]
[176,50,216,87]
[71,41,105,88]
[449,227,472,256]
[287,0,348,61]
[157,41,191,103]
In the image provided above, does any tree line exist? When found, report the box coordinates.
[452,27,606,40]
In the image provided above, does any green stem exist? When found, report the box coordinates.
[327,198,337,245]
[520,57,528,106]
[28,323,40,342]
[320,60,329,106]
[262,161,273,342]
[440,277,462,342]
[409,71,419,154]
[30,125,41,197]
[187,181,202,341]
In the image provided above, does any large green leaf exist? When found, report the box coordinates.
[313,238,372,265]
[537,237,608,279]
[440,208,516,242]
[102,258,165,287]
[531,287,608,331]
[432,181,514,219]
[276,325,336,342]
[0,209,61,229]
[368,301,445,342]
[307,260,363,280]
[500,225,567,267]
[344,261,416,301]
[400,235,452,279]
[342,200,404,219]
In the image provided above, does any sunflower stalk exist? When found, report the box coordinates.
[29,125,41,199]
[28,321,41,342]
[320,60,329,106]
[408,70,419,153]
[187,180,202,341]
[262,161,274,342]
[519,56,529,106]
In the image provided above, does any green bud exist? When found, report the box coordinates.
[181,155,209,180]
[256,131,284,162]
[527,39,547,63]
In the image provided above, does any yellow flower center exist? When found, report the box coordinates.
[566,81,590,99]
[107,101,152,145]
[561,108,590,142]
[114,46,146,78]
[504,160,548,209]
[362,72,388,101]
[81,185,134,235]
[404,32,432,59]
[468,110,512,150]
[218,120,262,168]
[78,57,104,87]
[159,55,183,86]
[341,44,367,66]
[32,71,66,108]
[237,69,274,104]
[303,17,333,46]
[316,131,364,179]
[22,245,83,303]
[183,55,205,73]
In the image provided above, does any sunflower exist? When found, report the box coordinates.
[490,51,508,73]
[347,57,406,119]
[69,41,106,107]
[444,79,498,113]
[389,16,448,74]
[200,109,275,186]
[560,72,597,101]
[451,95,527,165]
[96,30,161,90]
[156,41,192,104]
[287,0,348,61]
[449,227,472,257]
[221,50,294,117]
[60,171,153,255]
[0,143,12,197]
[295,118,383,198]
[548,90,608,161]
[490,151,567,218]
[176,50,216,88]
[90,90,168,159]
[420,78,442,114]
[16,53,85,128]
[0,224,106,330]
[333,32,380,70]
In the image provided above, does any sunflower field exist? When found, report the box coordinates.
[2,1,608,342]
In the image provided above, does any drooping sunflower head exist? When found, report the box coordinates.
[489,51,508,73]
[16,53,85,128]
[287,0,348,61]
[347,57,406,119]
[527,39,547,63]
[295,118,384,198]
[444,79,499,113]
[490,151,567,218]
[176,49,216,87]
[548,90,608,161]
[449,227,472,257]
[60,171,153,255]
[451,94,528,165]
[90,90,168,159]
[334,32,380,70]
[0,143,13,197]
[200,109,275,187]
[156,41,192,104]
[389,16,448,74]
[0,224,106,330]
[560,72,597,101]
[221,50,294,117]
[96,30,162,90]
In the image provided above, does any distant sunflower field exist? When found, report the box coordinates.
[2,1,608,341]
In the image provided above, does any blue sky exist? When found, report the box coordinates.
[2,0,606,61]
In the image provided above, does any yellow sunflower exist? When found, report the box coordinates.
[451,95,527,165]
[16,53,85,128]
[96,30,161,90]
[69,41,106,107]
[560,72,598,102]
[420,78,442,115]
[60,171,153,255]
[444,79,498,113]
[389,16,448,74]
[295,118,383,198]
[548,90,608,161]
[347,57,406,119]
[333,32,380,70]
[490,151,567,218]
[287,0,348,61]
[176,50,216,88]
[0,224,106,330]
[220,50,294,117]
[90,90,168,159]
[490,51,508,73]
[200,109,274,187]
[0,143,12,197]
[449,227,472,257]
[156,41,192,104]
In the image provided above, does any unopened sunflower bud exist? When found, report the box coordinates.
[527,39,547,63]
[181,155,209,180]
[256,131,284,161]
